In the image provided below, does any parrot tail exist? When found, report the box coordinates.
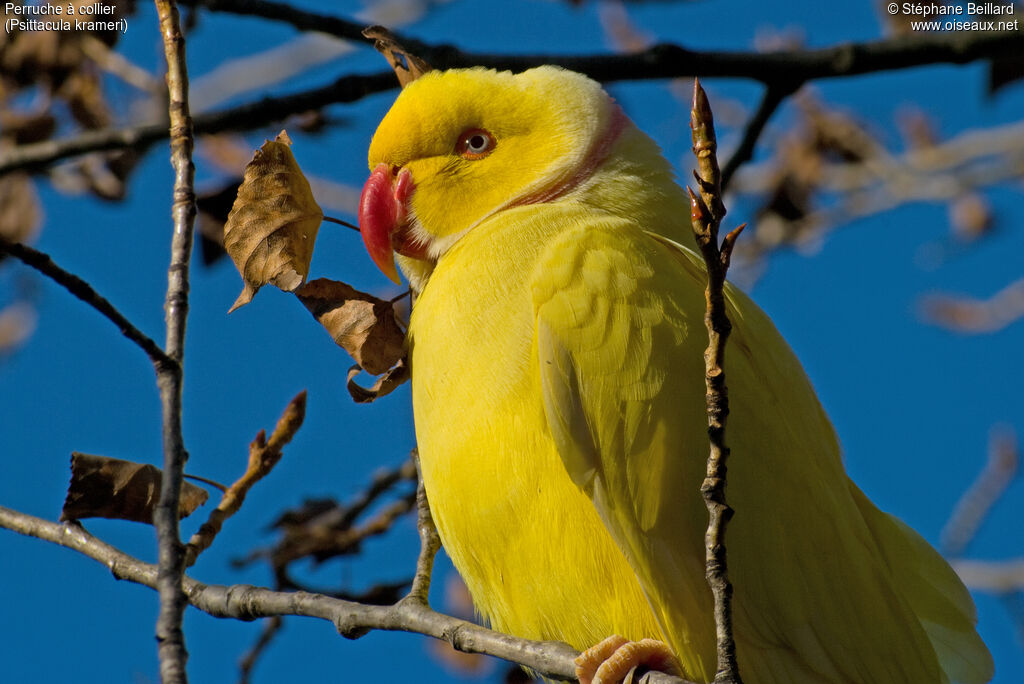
[850,483,995,684]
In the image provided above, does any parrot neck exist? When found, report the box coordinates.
[568,124,694,246]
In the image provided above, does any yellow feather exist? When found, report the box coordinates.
[367,66,994,683]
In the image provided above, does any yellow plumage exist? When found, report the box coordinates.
[361,66,994,683]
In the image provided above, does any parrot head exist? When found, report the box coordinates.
[359,66,627,284]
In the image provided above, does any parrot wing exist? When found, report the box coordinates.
[532,218,987,683]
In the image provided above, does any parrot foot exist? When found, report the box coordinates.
[574,635,682,684]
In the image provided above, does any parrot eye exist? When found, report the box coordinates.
[456,129,496,160]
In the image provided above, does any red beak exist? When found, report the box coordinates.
[358,163,414,284]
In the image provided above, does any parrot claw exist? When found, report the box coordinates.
[574,635,682,684]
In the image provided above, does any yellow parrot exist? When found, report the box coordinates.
[357,66,994,684]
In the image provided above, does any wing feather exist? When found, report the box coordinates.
[532,220,982,683]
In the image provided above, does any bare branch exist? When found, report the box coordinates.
[0,238,174,370]
[0,506,687,684]
[942,426,1019,557]
[729,116,1024,279]
[921,278,1024,335]
[689,79,745,684]
[720,85,792,192]
[185,391,307,567]
[183,0,1022,86]
[0,71,396,176]
[153,0,198,681]
[3,27,1022,176]
[238,616,283,684]
[405,451,441,606]
[953,558,1024,593]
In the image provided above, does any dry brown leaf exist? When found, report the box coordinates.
[0,109,56,145]
[346,360,409,403]
[0,173,41,246]
[61,452,209,524]
[0,301,36,354]
[224,131,323,312]
[296,278,406,375]
[949,192,994,242]
[362,26,432,87]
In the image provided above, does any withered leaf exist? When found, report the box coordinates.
[297,278,406,375]
[347,359,409,404]
[0,301,36,354]
[0,172,41,247]
[0,109,56,145]
[224,131,323,312]
[362,26,432,87]
[61,453,209,524]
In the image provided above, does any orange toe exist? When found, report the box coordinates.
[575,636,681,684]
[575,635,629,684]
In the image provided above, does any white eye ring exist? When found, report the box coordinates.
[457,128,496,159]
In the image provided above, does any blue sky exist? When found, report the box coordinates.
[1,1,1021,682]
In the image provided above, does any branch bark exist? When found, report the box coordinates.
[720,85,792,193]
[153,1,197,682]
[184,391,306,567]
[184,0,1022,85]
[0,506,687,684]
[2,27,1020,176]
[689,80,745,684]
[0,239,173,369]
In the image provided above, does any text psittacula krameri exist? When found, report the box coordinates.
[357,66,994,684]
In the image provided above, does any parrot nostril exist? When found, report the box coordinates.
[390,165,400,177]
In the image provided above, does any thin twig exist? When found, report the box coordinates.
[3,29,1022,176]
[183,0,1022,86]
[237,616,283,684]
[338,457,418,529]
[404,450,441,606]
[153,1,197,682]
[720,85,792,192]
[689,79,745,684]
[322,215,360,232]
[0,506,692,684]
[941,426,1019,557]
[185,391,307,567]
[952,558,1024,593]
[0,239,174,370]
[230,457,417,569]
[182,473,228,493]
[0,71,397,175]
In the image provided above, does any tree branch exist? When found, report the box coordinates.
[0,71,397,176]
[184,391,306,567]
[154,1,197,681]
[720,85,792,193]
[2,26,1021,176]
[184,0,1022,86]
[0,506,686,684]
[405,451,441,606]
[0,239,174,370]
[689,80,745,684]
